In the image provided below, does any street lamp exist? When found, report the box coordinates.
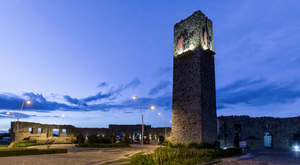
[59,114,65,125]
[16,100,31,148]
[168,120,172,127]
[59,114,65,136]
[6,112,16,122]
[145,106,155,124]
[132,96,155,152]
[159,113,167,141]
[132,96,144,152]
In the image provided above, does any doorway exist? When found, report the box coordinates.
[234,124,242,147]
[264,132,272,147]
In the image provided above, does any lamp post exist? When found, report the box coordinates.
[6,112,16,122]
[168,120,172,127]
[59,114,65,125]
[59,114,64,136]
[132,96,144,152]
[17,100,31,148]
[144,106,155,124]
[132,96,155,152]
[158,113,167,141]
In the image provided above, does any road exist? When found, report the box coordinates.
[0,144,159,165]
[209,148,300,165]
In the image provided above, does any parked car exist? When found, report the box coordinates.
[143,141,149,144]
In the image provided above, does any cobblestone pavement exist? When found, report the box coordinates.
[0,144,159,165]
[208,149,300,165]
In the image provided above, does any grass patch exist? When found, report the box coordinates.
[11,140,75,148]
[98,152,144,165]
[129,141,243,165]
[0,148,68,157]
[0,145,9,149]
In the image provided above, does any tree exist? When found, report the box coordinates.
[77,133,85,144]
[45,138,55,149]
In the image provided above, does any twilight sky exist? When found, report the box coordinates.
[1,0,300,132]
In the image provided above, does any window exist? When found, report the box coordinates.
[38,128,42,133]
[53,129,59,137]
[62,129,66,134]
[29,128,33,134]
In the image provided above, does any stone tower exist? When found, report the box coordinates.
[171,10,217,144]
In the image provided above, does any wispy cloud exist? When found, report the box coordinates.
[148,81,172,95]
[124,78,141,89]
[152,67,172,77]
[217,78,300,110]
[0,111,36,119]
[97,82,108,88]
[64,95,79,104]
[0,78,172,113]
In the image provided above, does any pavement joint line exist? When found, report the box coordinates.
[93,150,142,165]
[198,160,222,165]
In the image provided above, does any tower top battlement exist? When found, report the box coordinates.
[173,10,214,58]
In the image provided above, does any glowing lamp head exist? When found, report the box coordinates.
[132,96,137,100]
[6,112,10,115]
[295,146,299,150]
[61,114,65,117]
[170,120,172,123]
[158,113,161,115]
[26,100,31,105]
[150,106,155,110]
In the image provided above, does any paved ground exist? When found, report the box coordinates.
[208,149,300,165]
[0,144,159,165]
[2,145,300,165]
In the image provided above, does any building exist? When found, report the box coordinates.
[218,115,300,149]
[10,121,171,145]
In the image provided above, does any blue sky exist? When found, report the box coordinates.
[1,0,300,131]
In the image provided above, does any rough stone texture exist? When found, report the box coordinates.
[10,122,171,144]
[218,115,300,149]
[171,10,217,144]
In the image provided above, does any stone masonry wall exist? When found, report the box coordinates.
[10,122,109,143]
[218,116,300,149]
[10,122,171,144]
[172,10,217,144]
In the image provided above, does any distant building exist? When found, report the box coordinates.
[218,115,300,149]
[10,122,171,145]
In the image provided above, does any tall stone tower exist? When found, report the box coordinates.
[171,11,217,144]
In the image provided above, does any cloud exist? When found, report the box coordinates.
[0,93,25,109]
[22,92,80,111]
[121,92,172,110]
[0,78,173,113]
[64,95,79,104]
[124,112,133,114]
[216,78,300,109]
[97,82,108,88]
[148,81,172,95]
[0,111,36,119]
[125,78,141,89]
[152,67,172,77]
[82,92,112,103]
